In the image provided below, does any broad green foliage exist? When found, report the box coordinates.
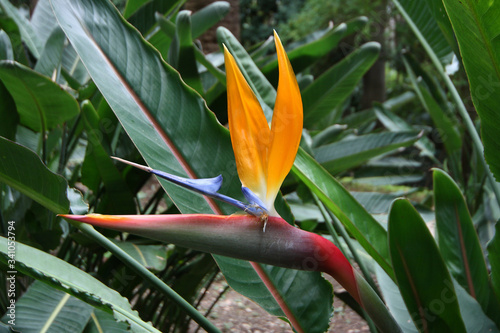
[389,199,467,333]
[0,236,161,332]
[441,0,500,182]
[0,62,79,132]
[50,0,334,331]
[0,137,69,213]
[0,281,94,333]
[0,0,499,332]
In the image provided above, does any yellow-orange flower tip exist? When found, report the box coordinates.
[266,31,303,209]
[225,31,303,215]
[224,43,270,202]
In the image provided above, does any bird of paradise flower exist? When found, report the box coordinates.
[61,32,400,333]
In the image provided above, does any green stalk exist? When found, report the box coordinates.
[391,0,500,207]
[73,222,221,333]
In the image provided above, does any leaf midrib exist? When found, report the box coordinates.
[454,204,476,298]
[397,245,429,333]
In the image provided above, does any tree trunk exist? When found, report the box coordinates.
[361,0,387,109]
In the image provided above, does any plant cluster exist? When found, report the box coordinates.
[0,0,499,332]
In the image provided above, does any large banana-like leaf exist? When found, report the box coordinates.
[261,22,349,82]
[292,148,394,280]
[403,58,462,155]
[50,0,333,331]
[217,27,275,119]
[0,236,159,332]
[0,33,17,141]
[0,137,69,213]
[313,131,421,174]
[80,101,136,214]
[433,169,499,326]
[388,199,466,333]
[0,281,93,333]
[0,61,79,132]
[394,0,453,62]
[0,0,43,58]
[302,42,380,128]
[440,0,500,181]
[488,222,500,310]
[30,0,58,47]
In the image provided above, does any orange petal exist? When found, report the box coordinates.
[224,45,270,198]
[266,31,303,206]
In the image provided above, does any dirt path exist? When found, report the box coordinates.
[188,276,370,333]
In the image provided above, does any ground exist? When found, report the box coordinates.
[188,276,369,333]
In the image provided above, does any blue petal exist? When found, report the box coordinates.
[149,168,265,216]
[241,186,268,211]
[151,169,223,194]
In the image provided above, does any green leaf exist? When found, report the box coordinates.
[0,137,69,213]
[313,131,421,174]
[30,0,59,46]
[34,27,66,77]
[217,26,275,119]
[388,199,466,333]
[351,191,401,215]
[0,0,43,58]
[191,1,229,39]
[0,322,16,332]
[126,0,184,34]
[420,0,459,58]
[0,237,160,332]
[123,0,149,18]
[340,91,415,129]
[433,169,499,325]
[488,221,500,310]
[51,0,332,330]
[0,29,13,60]
[375,265,419,333]
[0,81,17,140]
[396,0,453,62]
[110,240,167,271]
[68,187,89,215]
[85,309,130,332]
[0,61,79,132]
[403,58,461,155]
[375,105,436,160]
[311,124,347,147]
[350,174,424,187]
[440,0,500,181]
[0,281,93,333]
[453,280,500,333]
[302,42,380,128]
[80,101,136,214]
[292,148,394,279]
[172,11,203,93]
[262,23,348,82]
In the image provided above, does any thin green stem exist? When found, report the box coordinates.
[73,221,221,333]
[391,0,500,207]
[57,123,68,175]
